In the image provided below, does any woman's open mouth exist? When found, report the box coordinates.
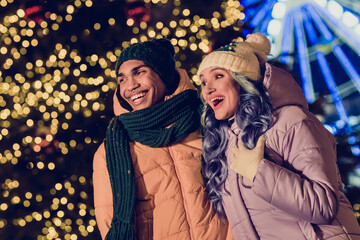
[211,96,224,109]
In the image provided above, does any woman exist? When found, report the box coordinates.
[198,33,360,239]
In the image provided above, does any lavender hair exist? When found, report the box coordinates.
[202,71,273,220]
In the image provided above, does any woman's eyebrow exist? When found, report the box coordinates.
[210,67,224,72]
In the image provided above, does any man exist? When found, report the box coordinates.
[92,39,233,240]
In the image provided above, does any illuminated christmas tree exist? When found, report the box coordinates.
[0,0,247,239]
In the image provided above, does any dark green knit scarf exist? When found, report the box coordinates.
[105,89,202,240]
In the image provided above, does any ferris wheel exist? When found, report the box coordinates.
[240,0,360,129]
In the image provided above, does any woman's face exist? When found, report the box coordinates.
[200,67,240,120]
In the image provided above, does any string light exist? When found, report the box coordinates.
[0,0,285,238]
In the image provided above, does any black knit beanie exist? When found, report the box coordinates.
[116,38,179,96]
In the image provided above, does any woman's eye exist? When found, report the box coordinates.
[215,74,223,79]
[201,81,207,86]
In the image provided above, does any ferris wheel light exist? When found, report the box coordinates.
[259,15,272,34]
[348,116,360,126]
[304,4,333,41]
[249,0,276,28]
[342,11,359,27]
[316,51,349,123]
[335,119,346,129]
[332,44,360,92]
[314,0,327,8]
[314,3,360,49]
[240,0,360,126]
[280,13,292,64]
[301,8,318,45]
[324,124,337,134]
[351,145,360,156]
[294,8,315,103]
[328,0,343,19]
[271,2,287,19]
[267,19,282,36]
[348,135,357,145]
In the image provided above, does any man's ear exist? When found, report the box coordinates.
[165,70,180,96]
[116,85,133,111]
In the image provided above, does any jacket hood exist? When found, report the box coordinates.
[264,63,308,110]
[113,68,196,115]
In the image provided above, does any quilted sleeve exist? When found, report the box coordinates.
[252,118,339,224]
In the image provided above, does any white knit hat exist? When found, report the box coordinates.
[197,33,271,81]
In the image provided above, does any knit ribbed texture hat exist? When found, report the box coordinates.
[197,33,271,81]
[116,38,179,95]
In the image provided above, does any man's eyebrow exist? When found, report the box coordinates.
[117,64,149,78]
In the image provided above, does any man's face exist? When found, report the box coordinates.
[117,60,166,111]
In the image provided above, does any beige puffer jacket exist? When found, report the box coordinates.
[93,68,233,240]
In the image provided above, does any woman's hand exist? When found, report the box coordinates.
[230,135,266,181]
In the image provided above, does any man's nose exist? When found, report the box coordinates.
[127,77,140,92]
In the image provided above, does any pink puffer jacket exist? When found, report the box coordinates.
[223,64,360,239]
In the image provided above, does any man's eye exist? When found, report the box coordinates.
[136,70,145,76]
[118,78,125,83]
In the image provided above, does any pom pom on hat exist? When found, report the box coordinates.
[197,33,271,81]
[245,33,271,64]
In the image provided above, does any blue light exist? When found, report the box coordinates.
[304,4,334,41]
[249,0,276,28]
[241,28,252,37]
[294,7,315,103]
[324,124,337,135]
[313,3,360,49]
[240,0,259,6]
[280,12,292,64]
[348,116,360,126]
[348,136,357,145]
[316,51,349,123]
[328,0,344,19]
[271,2,287,19]
[243,8,257,22]
[259,12,272,34]
[332,44,360,91]
[301,7,318,45]
[343,11,359,27]
[336,119,346,129]
[351,145,360,156]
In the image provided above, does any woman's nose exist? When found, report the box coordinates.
[203,83,215,95]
